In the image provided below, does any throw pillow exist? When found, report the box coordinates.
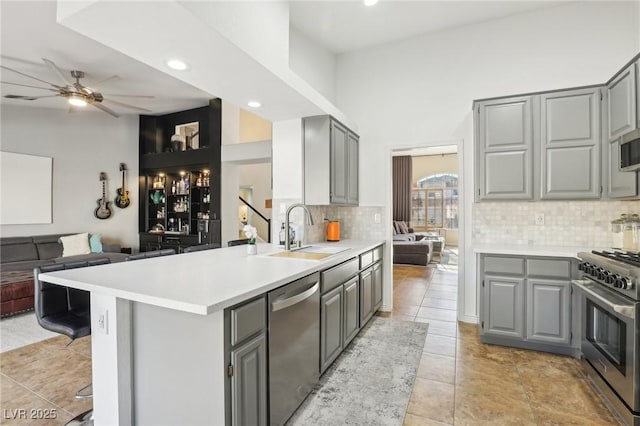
[89,234,103,253]
[397,221,409,234]
[59,233,91,257]
[393,221,402,234]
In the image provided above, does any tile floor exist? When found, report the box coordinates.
[388,251,622,426]
[0,249,623,425]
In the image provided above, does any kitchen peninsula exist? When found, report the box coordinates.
[39,240,385,425]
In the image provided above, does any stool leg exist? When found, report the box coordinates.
[65,409,93,426]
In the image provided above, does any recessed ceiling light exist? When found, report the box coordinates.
[166,59,188,71]
[68,95,87,107]
[247,100,262,108]
[363,0,378,6]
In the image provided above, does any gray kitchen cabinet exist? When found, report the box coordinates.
[343,277,360,346]
[607,62,637,142]
[304,115,359,206]
[229,334,267,426]
[320,285,344,372]
[475,96,533,200]
[360,267,374,326]
[226,295,268,426]
[540,88,601,199]
[373,261,383,310]
[482,275,525,339]
[526,279,570,345]
[479,254,578,356]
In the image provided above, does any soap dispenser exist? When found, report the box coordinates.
[279,223,286,246]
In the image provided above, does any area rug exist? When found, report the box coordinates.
[288,316,429,426]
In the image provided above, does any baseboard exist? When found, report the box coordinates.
[459,314,478,324]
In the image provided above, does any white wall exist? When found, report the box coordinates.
[289,26,336,103]
[335,1,638,206]
[0,105,139,248]
[334,2,638,322]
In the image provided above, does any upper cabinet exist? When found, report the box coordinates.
[607,62,637,142]
[476,97,533,201]
[540,88,600,199]
[304,116,359,206]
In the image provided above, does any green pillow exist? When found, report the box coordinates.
[89,234,103,253]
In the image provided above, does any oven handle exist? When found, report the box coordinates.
[572,279,635,320]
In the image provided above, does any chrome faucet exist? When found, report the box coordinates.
[285,203,314,251]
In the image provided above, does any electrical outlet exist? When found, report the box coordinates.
[534,213,545,226]
[374,213,381,224]
[96,309,108,335]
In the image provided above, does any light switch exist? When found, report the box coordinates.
[96,309,108,335]
[534,213,545,226]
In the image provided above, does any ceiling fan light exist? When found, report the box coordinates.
[68,95,87,107]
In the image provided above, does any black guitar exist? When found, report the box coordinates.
[94,172,112,220]
[115,163,130,209]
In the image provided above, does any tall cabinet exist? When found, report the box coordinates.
[138,99,222,252]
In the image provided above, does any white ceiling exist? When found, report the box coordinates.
[290,1,564,54]
[0,1,214,116]
[1,1,569,118]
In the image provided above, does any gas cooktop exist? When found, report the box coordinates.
[578,250,640,300]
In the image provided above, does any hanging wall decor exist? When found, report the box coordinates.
[94,172,112,220]
[115,163,131,209]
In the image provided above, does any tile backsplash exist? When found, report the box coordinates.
[270,199,385,244]
[472,200,640,247]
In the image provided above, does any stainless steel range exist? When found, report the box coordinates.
[574,250,640,426]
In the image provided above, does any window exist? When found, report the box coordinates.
[412,173,458,229]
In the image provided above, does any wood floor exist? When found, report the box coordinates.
[390,259,622,425]
[0,252,622,425]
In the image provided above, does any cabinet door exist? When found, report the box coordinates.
[330,120,348,204]
[477,97,533,200]
[347,132,359,205]
[320,286,343,373]
[372,261,383,310]
[343,277,360,347]
[360,268,374,326]
[608,138,637,198]
[607,63,637,142]
[230,333,267,426]
[526,279,570,345]
[540,88,600,199]
[482,275,524,339]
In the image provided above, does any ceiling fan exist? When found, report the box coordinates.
[0,58,153,117]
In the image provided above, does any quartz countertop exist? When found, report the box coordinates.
[38,240,384,315]
[472,243,598,258]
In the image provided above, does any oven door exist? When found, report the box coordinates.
[573,278,639,411]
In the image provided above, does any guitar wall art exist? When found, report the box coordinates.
[94,172,113,220]
[115,163,131,209]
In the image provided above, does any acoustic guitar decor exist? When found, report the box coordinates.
[94,172,112,220]
[114,163,130,209]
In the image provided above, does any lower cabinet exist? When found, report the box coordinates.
[360,267,374,325]
[320,286,344,372]
[526,279,571,345]
[373,261,383,310]
[482,276,524,339]
[225,296,268,426]
[230,334,267,426]
[479,254,575,354]
[343,277,360,346]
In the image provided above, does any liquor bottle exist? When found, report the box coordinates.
[171,180,176,195]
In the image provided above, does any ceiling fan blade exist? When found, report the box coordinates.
[4,94,61,101]
[90,75,120,90]
[0,81,58,92]
[42,58,72,87]
[0,64,63,89]
[103,98,152,112]
[103,94,155,99]
[90,101,120,118]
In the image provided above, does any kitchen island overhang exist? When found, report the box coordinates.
[39,240,385,425]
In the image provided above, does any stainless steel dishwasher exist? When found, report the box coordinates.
[268,272,320,425]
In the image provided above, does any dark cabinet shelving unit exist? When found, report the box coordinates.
[138,99,222,252]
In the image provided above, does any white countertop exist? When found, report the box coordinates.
[38,240,383,315]
[472,243,597,258]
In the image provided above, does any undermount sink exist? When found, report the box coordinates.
[292,245,350,255]
[266,245,351,260]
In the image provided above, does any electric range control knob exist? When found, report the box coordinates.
[579,262,586,271]
[598,269,608,280]
[590,267,600,278]
[606,274,617,285]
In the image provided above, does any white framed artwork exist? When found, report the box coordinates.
[0,151,53,224]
